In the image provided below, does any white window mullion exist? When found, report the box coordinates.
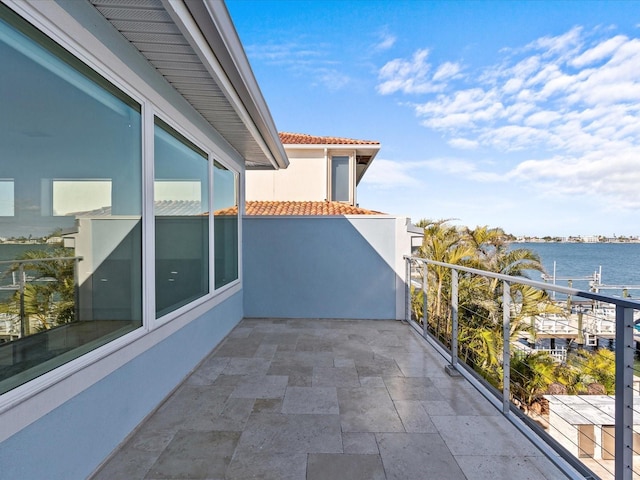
[237,169,243,286]
[350,149,356,206]
[209,154,215,295]
[142,104,156,330]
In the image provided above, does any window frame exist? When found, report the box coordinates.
[212,158,240,291]
[327,150,355,205]
[152,115,211,322]
[0,0,245,425]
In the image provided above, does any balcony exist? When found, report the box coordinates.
[91,317,569,479]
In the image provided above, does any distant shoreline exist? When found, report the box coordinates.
[513,239,640,244]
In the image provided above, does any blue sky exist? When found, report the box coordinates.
[227,0,640,237]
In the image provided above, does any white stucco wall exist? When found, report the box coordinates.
[246,149,327,201]
[243,215,414,320]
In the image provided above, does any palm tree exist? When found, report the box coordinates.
[415,221,555,383]
[510,351,557,410]
[1,247,76,334]
[416,219,475,338]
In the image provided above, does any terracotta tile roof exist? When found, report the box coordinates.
[216,201,384,216]
[279,132,380,146]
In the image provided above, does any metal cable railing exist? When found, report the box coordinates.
[404,255,640,480]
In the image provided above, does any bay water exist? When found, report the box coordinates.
[515,242,640,298]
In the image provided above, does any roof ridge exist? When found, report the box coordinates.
[216,200,385,216]
[278,132,379,145]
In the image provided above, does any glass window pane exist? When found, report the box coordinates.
[331,155,350,202]
[154,121,209,318]
[0,180,14,217]
[213,161,238,289]
[0,8,142,395]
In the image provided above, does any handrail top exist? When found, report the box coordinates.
[0,256,83,265]
[404,255,640,310]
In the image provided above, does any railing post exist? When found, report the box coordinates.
[451,269,459,367]
[445,269,460,376]
[502,280,511,415]
[422,262,428,337]
[18,263,26,337]
[404,257,409,322]
[74,257,80,323]
[615,305,634,480]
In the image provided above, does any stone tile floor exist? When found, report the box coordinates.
[91,318,569,479]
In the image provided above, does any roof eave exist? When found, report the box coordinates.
[355,147,380,185]
[184,0,288,169]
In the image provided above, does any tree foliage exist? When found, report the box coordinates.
[0,247,76,333]
[410,219,615,407]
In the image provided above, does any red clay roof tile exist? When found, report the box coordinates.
[279,132,379,146]
[215,201,384,216]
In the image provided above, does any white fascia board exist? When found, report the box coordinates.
[164,0,287,170]
[199,0,288,169]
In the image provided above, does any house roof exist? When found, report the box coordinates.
[218,201,384,216]
[89,0,287,170]
[72,200,384,217]
[279,132,381,185]
[279,132,380,146]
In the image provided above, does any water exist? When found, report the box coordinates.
[515,242,640,298]
[511,242,640,355]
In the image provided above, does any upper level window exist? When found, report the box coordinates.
[0,7,142,394]
[330,155,351,203]
[154,119,209,318]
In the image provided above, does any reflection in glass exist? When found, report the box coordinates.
[0,180,14,216]
[0,8,142,395]
[154,120,209,318]
[213,161,238,289]
[52,180,112,216]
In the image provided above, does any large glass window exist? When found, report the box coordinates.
[213,162,238,289]
[154,120,209,317]
[331,155,350,202]
[0,7,142,394]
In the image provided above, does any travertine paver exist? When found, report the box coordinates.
[90,318,570,480]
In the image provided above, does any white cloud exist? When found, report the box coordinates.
[377,50,462,95]
[376,26,640,211]
[314,69,352,91]
[523,110,561,127]
[373,32,397,51]
[362,159,423,189]
[570,35,628,67]
[245,41,352,90]
[416,88,505,129]
[422,158,505,182]
[433,62,462,81]
[448,138,479,150]
[377,49,433,94]
[525,26,583,58]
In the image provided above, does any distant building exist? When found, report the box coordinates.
[246,132,380,207]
